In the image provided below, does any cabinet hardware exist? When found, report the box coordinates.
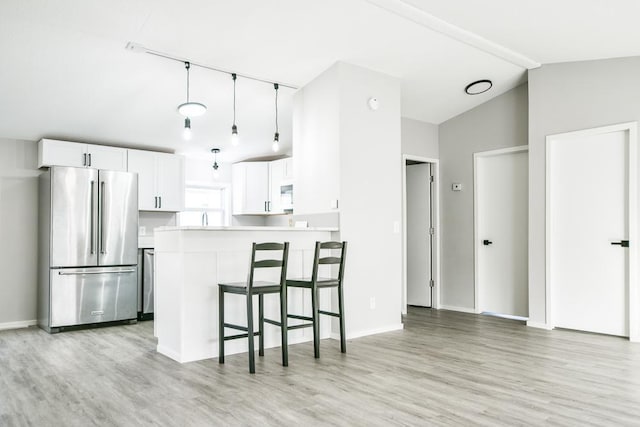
[88,153,92,167]
[159,196,162,209]
[483,239,493,246]
[83,153,87,166]
[611,240,630,247]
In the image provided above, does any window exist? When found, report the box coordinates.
[178,185,229,226]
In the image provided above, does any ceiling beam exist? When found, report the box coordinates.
[366,0,541,70]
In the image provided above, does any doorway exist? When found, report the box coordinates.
[402,155,439,313]
[547,122,638,340]
[474,146,529,319]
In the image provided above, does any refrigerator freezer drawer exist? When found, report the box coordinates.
[50,267,137,327]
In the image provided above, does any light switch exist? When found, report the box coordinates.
[393,221,400,234]
[452,183,463,191]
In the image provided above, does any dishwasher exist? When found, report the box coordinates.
[137,248,155,320]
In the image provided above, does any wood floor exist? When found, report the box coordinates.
[1,308,640,426]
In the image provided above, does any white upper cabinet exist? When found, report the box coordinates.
[232,162,270,215]
[232,158,292,215]
[282,157,293,182]
[128,149,185,212]
[38,139,127,171]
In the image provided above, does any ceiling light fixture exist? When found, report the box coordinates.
[183,117,192,140]
[211,148,220,179]
[231,74,239,146]
[465,79,492,95]
[272,83,280,152]
[178,62,207,117]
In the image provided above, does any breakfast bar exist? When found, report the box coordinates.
[153,226,339,363]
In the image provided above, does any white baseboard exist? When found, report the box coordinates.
[439,305,477,314]
[0,320,37,331]
[331,323,404,341]
[526,321,553,330]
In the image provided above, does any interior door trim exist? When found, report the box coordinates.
[545,122,638,341]
[473,145,529,315]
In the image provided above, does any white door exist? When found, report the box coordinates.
[476,149,528,317]
[406,163,432,307]
[87,144,128,171]
[127,149,157,211]
[549,126,635,337]
[244,162,269,214]
[157,153,185,212]
[39,139,87,168]
[269,159,285,214]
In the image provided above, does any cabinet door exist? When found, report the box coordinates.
[269,160,285,214]
[157,153,184,212]
[127,150,157,210]
[86,144,127,171]
[38,139,87,168]
[244,162,270,214]
[283,157,293,181]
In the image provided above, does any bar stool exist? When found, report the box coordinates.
[218,242,289,373]
[286,241,347,358]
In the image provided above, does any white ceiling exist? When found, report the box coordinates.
[0,0,637,162]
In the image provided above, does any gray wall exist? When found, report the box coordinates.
[0,138,41,325]
[528,56,640,325]
[439,84,528,309]
[402,117,438,158]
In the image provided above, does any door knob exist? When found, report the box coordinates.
[483,240,493,246]
[611,240,630,247]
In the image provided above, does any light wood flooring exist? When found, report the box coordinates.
[1,308,640,426]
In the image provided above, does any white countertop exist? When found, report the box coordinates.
[155,226,339,232]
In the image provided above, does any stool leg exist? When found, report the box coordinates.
[338,284,346,353]
[311,285,320,358]
[247,293,255,374]
[258,294,264,357]
[219,287,225,364]
[280,287,288,366]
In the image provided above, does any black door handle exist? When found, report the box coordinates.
[483,240,493,246]
[611,240,630,247]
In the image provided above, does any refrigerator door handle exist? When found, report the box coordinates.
[100,181,106,254]
[58,269,136,276]
[90,180,95,254]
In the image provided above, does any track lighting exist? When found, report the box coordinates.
[231,74,239,146]
[272,83,280,152]
[183,117,192,140]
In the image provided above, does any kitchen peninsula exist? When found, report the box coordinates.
[154,226,339,363]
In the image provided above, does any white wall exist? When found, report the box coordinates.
[402,117,438,158]
[528,57,640,325]
[438,84,528,310]
[293,66,341,215]
[0,138,41,326]
[294,62,403,337]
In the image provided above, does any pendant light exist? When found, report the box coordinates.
[178,62,207,117]
[231,74,239,146]
[183,117,192,140]
[272,83,280,152]
[211,148,220,179]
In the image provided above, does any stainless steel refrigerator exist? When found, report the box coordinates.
[38,166,138,332]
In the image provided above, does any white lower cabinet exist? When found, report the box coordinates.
[128,149,184,212]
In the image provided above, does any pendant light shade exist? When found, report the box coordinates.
[211,148,220,179]
[272,83,280,152]
[178,62,207,117]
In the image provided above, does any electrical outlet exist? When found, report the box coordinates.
[370,297,376,310]
[393,221,400,234]
[139,226,146,236]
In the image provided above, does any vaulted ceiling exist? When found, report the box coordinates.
[0,0,638,162]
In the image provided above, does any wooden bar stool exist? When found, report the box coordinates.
[286,241,347,358]
[218,242,289,373]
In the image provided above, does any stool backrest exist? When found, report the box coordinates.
[248,242,289,291]
[311,241,347,284]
